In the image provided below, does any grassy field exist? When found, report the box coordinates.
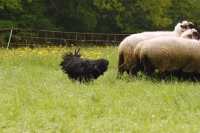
[1,46,200,133]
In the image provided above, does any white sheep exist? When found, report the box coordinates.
[132,29,200,76]
[118,20,197,76]
[139,32,200,79]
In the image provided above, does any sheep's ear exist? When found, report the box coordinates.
[193,32,198,36]
[188,23,196,29]
[188,23,200,32]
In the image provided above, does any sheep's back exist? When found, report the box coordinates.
[119,31,179,53]
[140,37,192,71]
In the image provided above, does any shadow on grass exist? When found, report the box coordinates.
[116,71,200,84]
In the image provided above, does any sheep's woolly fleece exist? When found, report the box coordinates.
[60,48,109,82]
[139,35,200,79]
[132,28,200,76]
[117,20,198,76]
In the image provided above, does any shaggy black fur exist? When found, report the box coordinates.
[60,48,109,82]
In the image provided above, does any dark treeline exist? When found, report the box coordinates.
[0,0,200,34]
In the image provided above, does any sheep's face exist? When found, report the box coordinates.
[181,29,200,40]
[190,29,200,40]
[180,21,193,32]
[174,21,190,35]
[180,20,200,33]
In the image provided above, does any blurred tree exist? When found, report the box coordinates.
[93,0,172,33]
[190,0,200,27]
[47,0,97,32]
[0,0,58,30]
[0,0,32,9]
[17,0,58,30]
[0,0,200,34]
[134,0,172,30]
[167,0,200,29]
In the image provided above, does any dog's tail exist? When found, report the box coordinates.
[74,48,81,57]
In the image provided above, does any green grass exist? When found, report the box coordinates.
[1,46,200,132]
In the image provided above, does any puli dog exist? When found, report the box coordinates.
[60,48,109,82]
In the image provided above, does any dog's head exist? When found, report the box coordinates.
[95,59,109,74]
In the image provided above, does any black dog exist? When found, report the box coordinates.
[60,48,109,82]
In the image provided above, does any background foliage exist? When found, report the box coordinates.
[0,0,200,33]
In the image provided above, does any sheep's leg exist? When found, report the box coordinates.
[118,63,125,73]
[142,55,148,75]
[159,72,166,79]
[143,66,150,76]
[181,72,188,80]
[118,54,125,74]
[158,71,167,80]
[117,63,126,78]
[142,55,154,77]
[193,73,200,82]
[143,65,154,78]
[143,67,148,75]
[129,65,139,76]
[188,73,196,82]
[168,70,183,79]
[146,65,155,76]
[180,70,197,81]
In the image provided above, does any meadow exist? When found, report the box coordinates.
[0,45,200,133]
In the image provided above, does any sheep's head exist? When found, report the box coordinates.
[180,20,200,33]
[174,20,200,36]
[181,29,200,41]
